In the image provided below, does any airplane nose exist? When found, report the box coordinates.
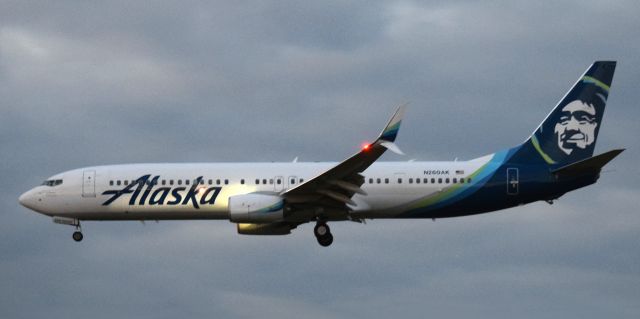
[19,190,37,210]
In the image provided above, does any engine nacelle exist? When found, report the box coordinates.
[237,223,291,235]
[228,193,284,223]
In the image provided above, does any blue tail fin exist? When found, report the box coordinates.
[526,61,616,167]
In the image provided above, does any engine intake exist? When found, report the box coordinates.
[229,193,284,223]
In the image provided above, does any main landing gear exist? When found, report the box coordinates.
[314,222,333,247]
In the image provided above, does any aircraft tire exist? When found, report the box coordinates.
[72,231,83,242]
[317,233,333,247]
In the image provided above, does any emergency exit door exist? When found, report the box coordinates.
[274,176,284,192]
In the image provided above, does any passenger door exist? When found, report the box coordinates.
[82,170,96,197]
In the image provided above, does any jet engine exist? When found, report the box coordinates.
[228,193,284,223]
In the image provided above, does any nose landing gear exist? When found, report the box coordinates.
[314,222,333,247]
[72,222,83,242]
[52,216,84,242]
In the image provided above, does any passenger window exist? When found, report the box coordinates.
[385,178,389,184]
[431,178,436,183]
[445,178,450,184]
[124,180,129,185]
[453,178,457,183]
[208,179,212,185]
[186,180,190,185]
[109,180,114,186]
[263,179,267,184]
[423,178,428,183]
[178,180,182,185]
[161,180,166,186]
[300,178,304,183]
[277,179,281,185]
[376,178,381,184]
[241,179,245,185]
[460,178,464,184]
[409,178,413,184]
[467,178,472,183]
[216,179,221,185]
[269,179,273,185]
[398,178,402,184]
[255,179,260,184]
[438,178,442,184]
[225,179,229,185]
[290,179,295,184]
[169,180,174,185]
[117,180,121,186]
[415,178,419,184]
[369,178,373,184]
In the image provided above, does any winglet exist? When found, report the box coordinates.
[377,103,407,142]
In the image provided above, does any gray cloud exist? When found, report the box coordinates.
[1,1,639,318]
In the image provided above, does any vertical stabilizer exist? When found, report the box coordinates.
[526,61,616,167]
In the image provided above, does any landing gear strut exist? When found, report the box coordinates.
[314,222,333,247]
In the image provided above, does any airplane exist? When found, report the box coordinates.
[19,61,623,247]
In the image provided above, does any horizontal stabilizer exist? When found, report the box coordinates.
[551,149,624,177]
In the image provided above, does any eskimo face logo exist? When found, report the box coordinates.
[553,100,598,155]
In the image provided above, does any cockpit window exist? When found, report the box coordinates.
[42,179,63,187]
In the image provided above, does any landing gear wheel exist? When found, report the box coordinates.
[72,231,83,242]
[314,222,329,237]
[317,233,333,247]
[314,222,333,247]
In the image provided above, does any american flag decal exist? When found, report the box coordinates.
[456,170,464,175]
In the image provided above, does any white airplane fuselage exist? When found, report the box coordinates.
[20,157,489,221]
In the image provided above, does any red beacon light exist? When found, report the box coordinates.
[362,143,371,151]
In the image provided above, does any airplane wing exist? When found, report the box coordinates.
[282,104,406,220]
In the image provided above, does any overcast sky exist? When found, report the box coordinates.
[1,1,639,318]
